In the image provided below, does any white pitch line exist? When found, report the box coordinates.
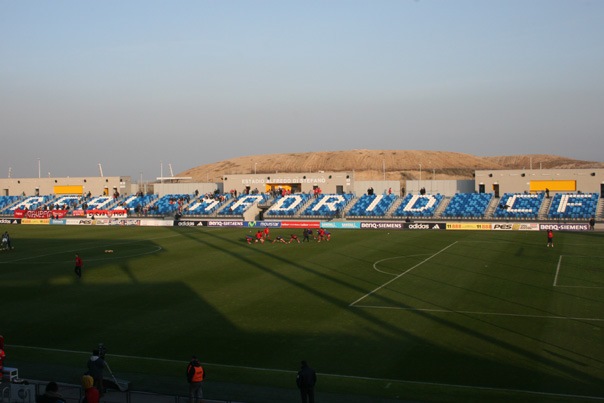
[353,305,604,322]
[0,234,180,264]
[350,242,457,307]
[553,255,563,287]
[372,254,433,276]
[8,344,604,401]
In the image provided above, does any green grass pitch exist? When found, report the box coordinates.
[1,225,603,402]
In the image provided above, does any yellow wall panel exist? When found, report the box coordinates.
[530,180,576,192]
[54,185,84,194]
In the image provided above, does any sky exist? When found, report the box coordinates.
[1,0,603,181]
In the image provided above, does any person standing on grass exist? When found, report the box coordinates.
[296,360,317,403]
[86,349,106,395]
[187,356,205,403]
[74,254,83,278]
[546,229,554,248]
[2,231,12,250]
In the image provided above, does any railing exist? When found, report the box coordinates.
[0,380,243,403]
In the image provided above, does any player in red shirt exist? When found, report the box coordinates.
[546,229,554,247]
[75,254,83,278]
[289,234,300,244]
[255,230,265,244]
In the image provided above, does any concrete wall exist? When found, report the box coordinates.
[222,172,354,194]
[353,181,402,196]
[153,182,222,197]
[475,169,604,197]
[405,180,475,196]
[0,176,132,197]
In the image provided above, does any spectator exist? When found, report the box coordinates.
[296,360,317,403]
[86,349,106,394]
[82,374,100,403]
[37,381,67,403]
[186,356,205,403]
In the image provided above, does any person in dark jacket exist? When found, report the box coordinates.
[36,381,67,403]
[186,356,205,403]
[86,349,106,394]
[296,360,317,403]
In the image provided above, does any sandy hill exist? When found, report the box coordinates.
[178,150,603,182]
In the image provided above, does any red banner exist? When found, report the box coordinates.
[82,209,128,218]
[14,210,68,219]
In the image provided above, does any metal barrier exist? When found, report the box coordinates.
[1,380,241,403]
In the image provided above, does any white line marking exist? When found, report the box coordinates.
[350,242,457,307]
[553,254,604,288]
[8,344,604,401]
[553,255,563,286]
[0,234,180,264]
[372,254,433,276]
[353,305,604,322]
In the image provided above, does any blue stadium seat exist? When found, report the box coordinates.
[442,193,493,218]
[184,194,231,215]
[302,194,354,217]
[392,194,444,218]
[219,194,268,216]
[265,194,312,216]
[347,194,396,217]
[547,193,598,219]
[493,193,544,219]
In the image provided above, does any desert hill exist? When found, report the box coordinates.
[178,150,603,182]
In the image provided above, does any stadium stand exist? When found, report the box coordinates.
[301,194,354,217]
[145,194,191,216]
[441,193,493,219]
[183,194,231,215]
[265,193,312,216]
[493,192,545,219]
[8,195,53,212]
[218,194,268,216]
[122,194,158,215]
[347,193,397,217]
[0,195,22,214]
[547,192,599,220]
[392,194,444,218]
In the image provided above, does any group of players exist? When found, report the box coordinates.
[246,227,331,244]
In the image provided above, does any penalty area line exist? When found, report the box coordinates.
[350,242,457,307]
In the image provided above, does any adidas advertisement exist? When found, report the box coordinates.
[403,222,446,230]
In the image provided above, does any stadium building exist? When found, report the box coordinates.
[0,168,602,223]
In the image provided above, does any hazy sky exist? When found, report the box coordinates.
[1,0,603,181]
